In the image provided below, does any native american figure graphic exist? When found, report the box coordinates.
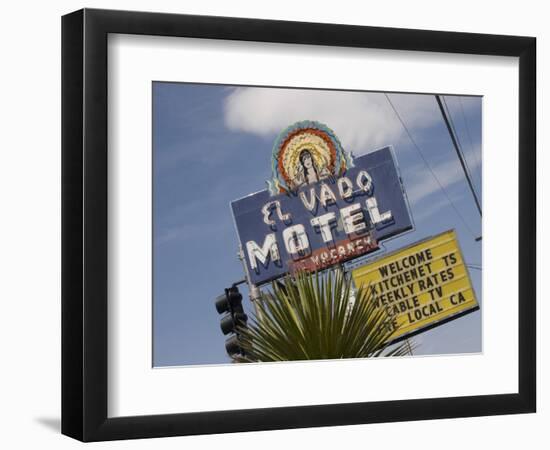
[267,121,354,195]
[291,148,332,188]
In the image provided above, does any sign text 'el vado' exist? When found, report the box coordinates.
[231,121,413,286]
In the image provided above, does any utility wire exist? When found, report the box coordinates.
[441,97,478,199]
[436,95,482,217]
[439,95,480,210]
[384,94,478,240]
[458,97,483,188]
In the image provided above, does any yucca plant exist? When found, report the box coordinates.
[235,269,412,362]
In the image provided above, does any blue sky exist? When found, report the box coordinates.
[153,82,482,367]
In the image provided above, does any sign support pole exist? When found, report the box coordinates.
[238,246,263,320]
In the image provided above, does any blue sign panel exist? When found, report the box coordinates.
[231,147,412,285]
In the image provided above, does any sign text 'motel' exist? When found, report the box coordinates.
[231,145,413,285]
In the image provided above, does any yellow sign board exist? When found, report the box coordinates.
[351,229,479,342]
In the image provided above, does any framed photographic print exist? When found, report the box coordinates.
[61,8,536,442]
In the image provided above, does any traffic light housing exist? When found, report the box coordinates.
[215,286,248,357]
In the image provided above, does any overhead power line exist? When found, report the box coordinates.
[440,96,478,197]
[458,97,482,189]
[384,94,478,240]
[435,95,483,217]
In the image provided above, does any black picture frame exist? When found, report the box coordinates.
[61,8,536,442]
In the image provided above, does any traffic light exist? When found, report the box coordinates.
[215,286,248,357]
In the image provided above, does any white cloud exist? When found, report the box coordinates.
[412,193,463,224]
[224,88,443,155]
[405,144,481,204]
[224,87,481,217]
